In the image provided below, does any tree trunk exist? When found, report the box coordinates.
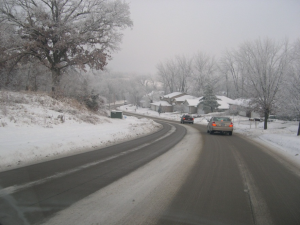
[264,110,269,130]
[51,69,60,93]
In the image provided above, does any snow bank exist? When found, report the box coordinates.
[0,91,162,172]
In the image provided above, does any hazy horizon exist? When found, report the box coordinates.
[107,0,300,76]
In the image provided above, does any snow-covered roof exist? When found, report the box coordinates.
[174,95,196,102]
[215,96,235,109]
[216,95,236,105]
[185,98,201,107]
[230,98,251,107]
[217,100,230,109]
[163,92,183,98]
[150,101,172,106]
[198,95,234,110]
[213,96,235,109]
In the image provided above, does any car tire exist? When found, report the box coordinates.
[210,130,214,134]
[207,129,209,133]
[229,131,233,136]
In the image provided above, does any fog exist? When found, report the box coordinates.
[107,0,300,75]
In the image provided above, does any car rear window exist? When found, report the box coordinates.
[214,117,231,122]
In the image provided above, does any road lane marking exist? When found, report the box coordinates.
[0,124,176,197]
[231,145,274,225]
[42,124,201,225]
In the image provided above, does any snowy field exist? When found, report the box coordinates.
[119,105,300,167]
[0,91,161,172]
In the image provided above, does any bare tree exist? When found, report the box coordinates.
[125,78,144,106]
[219,50,246,98]
[175,55,193,93]
[192,52,218,96]
[157,60,176,94]
[277,39,300,135]
[238,38,290,129]
[157,55,192,94]
[0,0,133,91]
[136,75,159,102]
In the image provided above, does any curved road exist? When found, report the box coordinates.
[0,114,300,225]
[0,119,185,225]
[159,123,300,225]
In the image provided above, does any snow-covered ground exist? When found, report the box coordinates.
[119,105,300,167]
[1,90,299,172]
[0,91,161,172]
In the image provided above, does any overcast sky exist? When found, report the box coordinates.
[107,0,300,75]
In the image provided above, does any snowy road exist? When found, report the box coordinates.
[1,115,300,225]
[0,119,187,225]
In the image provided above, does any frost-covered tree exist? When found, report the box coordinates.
[237,38,290,130]
[200,84,220,113]
[289,39,300,119]
[192,52,218,96]
[219,50,246,99]
[276,39,300,135]
[157,55,192,94]
[156,59,177,93]
[0,0,133,91]
[176,55,193,93]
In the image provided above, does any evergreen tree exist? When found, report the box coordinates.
[200,85,220,113]
[158,104,162,115]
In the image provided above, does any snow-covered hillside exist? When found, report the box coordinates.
[0,91,161,172]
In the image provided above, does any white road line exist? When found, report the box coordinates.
[0,124,176,197]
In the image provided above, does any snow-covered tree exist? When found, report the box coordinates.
[219,50,246,99]
[0,0,133,91]
[289,39,300,119]
[276,39,300,135]
[157,55,192,94]
[176,55,193,93]
[156,59,177,93]
[192,52,218,96]
[200,84,220,113]
[237,38,290,130]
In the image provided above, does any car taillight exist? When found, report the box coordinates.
[183,117,185,120]
[229,123,233,127]
[212,122,217,126]
[192,118,194,120]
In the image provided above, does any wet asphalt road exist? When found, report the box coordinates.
[0,119,185,224]
[0,114,300,225]
[159,123,300,225]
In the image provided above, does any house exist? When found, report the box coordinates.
[173,95,197,105]
[140,91,164,108]
[161,92,186,105]
[229,98,261,118]
[182,98,201,114]
[150,101,173,112]
[197,95,235,114]
[173,94,197,112]
[229,98,249,116]
[139,100,148,108]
